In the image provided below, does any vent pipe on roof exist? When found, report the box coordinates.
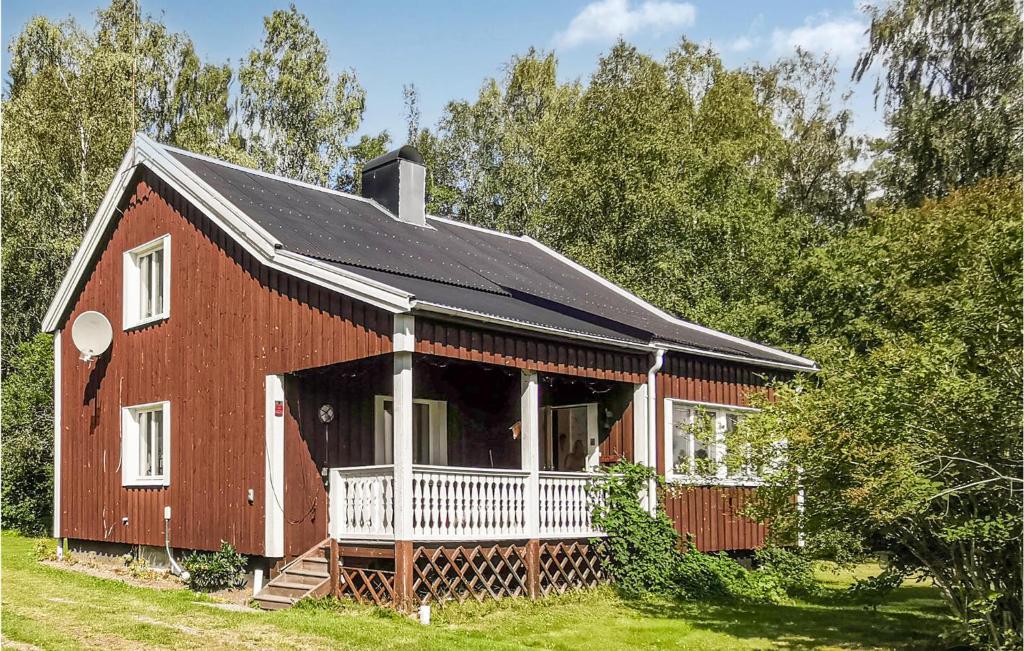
[360,145,426,226]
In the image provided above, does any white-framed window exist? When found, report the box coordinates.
[121,401,171,487]
[123,234,171,329]
[664,398,758,484]
[541,403,599,472]
[374,396,447,465]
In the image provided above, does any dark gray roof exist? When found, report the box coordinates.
[167,147,815,369]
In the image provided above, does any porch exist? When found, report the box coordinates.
[261,322,649,610]
[329,465,604,542]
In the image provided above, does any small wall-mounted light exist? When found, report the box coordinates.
[247,488,255,504]
[318,404,335,423]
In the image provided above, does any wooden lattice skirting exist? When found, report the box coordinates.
[538,540,607,596]
[408,539,607,605]
[338,567,395,607]
[413,543,530,604]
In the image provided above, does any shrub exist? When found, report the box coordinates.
[593,461,823,605]
[677,548,788,604]
[181,541,247,591]
[754,546,821,598]
[591,461,682,594]
[122,551,159,581]
[32,538,58,562]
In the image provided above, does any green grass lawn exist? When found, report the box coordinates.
[1,532,950,650]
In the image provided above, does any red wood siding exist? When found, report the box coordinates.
[58,172,392,556]
[663,486,768,552]
[655,353,790,551]
[414,318,647,384]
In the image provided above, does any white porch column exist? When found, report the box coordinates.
[632,382,649,510]
[392,314,415,540]
[521,371,540,539]
[264,374,285,557]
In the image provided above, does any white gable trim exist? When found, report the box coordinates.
[520,236,817,371]
[41,135,413,332]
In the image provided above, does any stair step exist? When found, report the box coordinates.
[287,568,329,579]
[255,598,294,611]
[255,593,295,604]
[260,584,313,599]
[272,580,318,591]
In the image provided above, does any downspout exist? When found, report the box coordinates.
[646,349,665,514]
[164,506,190,581]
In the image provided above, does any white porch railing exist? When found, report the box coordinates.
[329,465,395,540]
[539,471,605,538]
[412,465,529,540]
[328,465,606,541]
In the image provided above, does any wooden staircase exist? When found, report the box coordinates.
[254,538,335,610]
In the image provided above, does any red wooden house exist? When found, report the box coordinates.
[43,136,816,609]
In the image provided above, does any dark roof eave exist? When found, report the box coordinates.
[652,339,819,373]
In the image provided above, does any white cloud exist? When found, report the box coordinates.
[554,0,697,49]
[727,35,757,52]
[770,16,867,63]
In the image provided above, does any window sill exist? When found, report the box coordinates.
[123,477,170,488]
[123,313,169,331]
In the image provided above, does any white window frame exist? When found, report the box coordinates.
[123,234,171,329]
[121,401,171,487]
[663,398,760,486]
[374,395,447,465]
[542,402,600,472]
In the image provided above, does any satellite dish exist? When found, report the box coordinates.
[71,311,113,362]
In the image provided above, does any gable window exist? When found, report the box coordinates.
[665,399,757,484]
[374,396,447,466]
[123,235,170,329]
[121,401,171,487]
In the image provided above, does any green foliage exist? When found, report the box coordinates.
[238,3,373,186]
[855,0,1022,204]
[122,552,159,581]
[591,462,681,594]
[754,546,820,598]
[32,539,58,563]
[595,462,819,605]
[419,41,864,341]
[844,568,908,608]
[181,541,247,591]
[1,334,55,535]
[732,179,1023,646]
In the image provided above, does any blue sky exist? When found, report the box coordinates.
[2,0,885,144]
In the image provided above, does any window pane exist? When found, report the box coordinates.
[152,410,164,476]
[139,253,152,318]
[691,411,715,462]
[139,411,150,476]
[671,405,692,473]
[152,249,164,314]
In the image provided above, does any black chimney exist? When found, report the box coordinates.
[360,145,426,226]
